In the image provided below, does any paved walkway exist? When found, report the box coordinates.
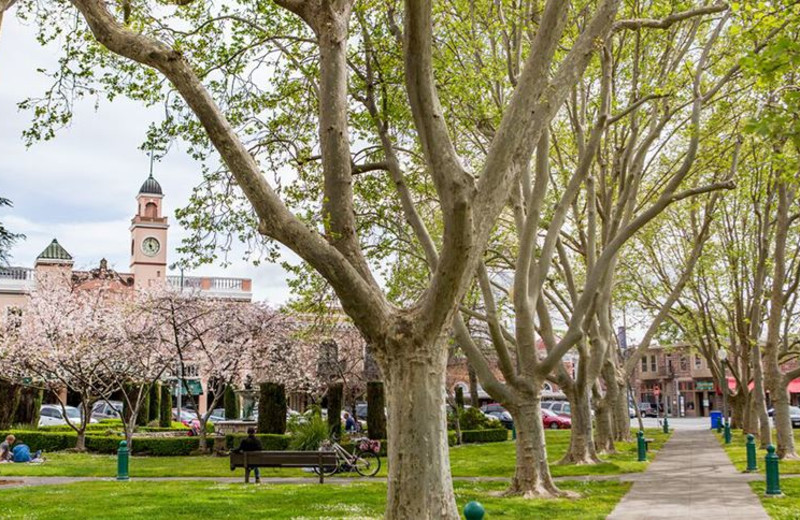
[607,429,770,520]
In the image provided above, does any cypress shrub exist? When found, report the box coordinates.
[257,382,286,434]
[224,385,239,420]
[148,383,161,423]
[366,381,387,440]
[159,384,172,428]
[14,386,43,427]
[0,380,21,429]
[326,382,343,440]
[136,386,150,427]
[455,386,465,410]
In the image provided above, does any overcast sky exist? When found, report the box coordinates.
[0,14,293,304]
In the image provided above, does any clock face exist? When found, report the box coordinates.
[142,237,161,257]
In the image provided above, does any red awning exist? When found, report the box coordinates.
[727,377,753,391]
[728,377,800,393]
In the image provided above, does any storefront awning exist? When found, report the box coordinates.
[727,377,800,394]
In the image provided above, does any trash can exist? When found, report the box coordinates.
[710,411,722,429]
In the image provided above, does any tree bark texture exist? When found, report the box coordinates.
[507,398,562,497]
[560,385,600,463]
[380,337,459,519]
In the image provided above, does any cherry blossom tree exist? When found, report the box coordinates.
[1,271,126,450]
[140,288,286,452]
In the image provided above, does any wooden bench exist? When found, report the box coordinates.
[230,451,338,483]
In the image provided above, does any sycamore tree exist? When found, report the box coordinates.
[12,0,629,514]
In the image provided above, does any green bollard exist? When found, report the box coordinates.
[464,501,485,520]
[724,421,732,444]
[117,440,130,481]
[746,434,758,473]
[765,444,782,497]
[663,416,669,434]
[637,430,647,462]
[716,419,722,434]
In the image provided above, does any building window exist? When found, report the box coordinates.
[642,357,647,372]
[650,355,657,372]
[695,355,702,369]
[680,356,689,371]
[145,202,158,218]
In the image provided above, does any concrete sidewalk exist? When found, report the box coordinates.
[607,429,770,520]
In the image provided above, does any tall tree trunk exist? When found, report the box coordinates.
[770,382,797,459]
[594,395,615,454]
[611,380,631,442]
[751,349,771,448]
[75,429,87,452]
[560,385,600,463]
[381,338,459,520]
[507,396,562,497]
[148,383,160,423]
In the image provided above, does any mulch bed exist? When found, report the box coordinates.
[0,480,23,486]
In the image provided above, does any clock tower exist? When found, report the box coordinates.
[130,172,168,290]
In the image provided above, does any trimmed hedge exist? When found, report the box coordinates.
[461,428,508,443]
[0,430,216,456]
[225,433,291,451]
[0,431,76,452]
[448,428,509,446]
[1,427,507,456]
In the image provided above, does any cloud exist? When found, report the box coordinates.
[0,14,292,303]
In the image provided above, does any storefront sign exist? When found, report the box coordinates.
[696,381,714,391]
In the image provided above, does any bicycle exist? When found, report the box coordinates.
[313,437,381,477]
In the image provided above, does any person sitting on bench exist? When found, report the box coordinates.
[235,427,263,483]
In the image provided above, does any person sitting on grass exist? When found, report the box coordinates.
[0,435,15,462]
[11,443,42,463]
[235,427,263,484]
[344,412,359,433]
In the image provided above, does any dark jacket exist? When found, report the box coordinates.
[238,435,263,452]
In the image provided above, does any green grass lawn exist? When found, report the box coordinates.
[0,479,631,519]
[0,429,669,480]
[751,477,800,519]
[717,429,800,475]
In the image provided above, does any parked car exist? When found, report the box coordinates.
[629,405,637,418]
[208,408,226,423]
[480,403,507,415]
[354,402,368,421]
[542,401,572,417]
[39,405,97,427]
[638,402,659,418]
[90,400,123,421]
[792,406,800,428]
[485,410,514,429]
[541,409,571,429]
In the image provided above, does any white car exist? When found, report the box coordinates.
[39,404,97,427]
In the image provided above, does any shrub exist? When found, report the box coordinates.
[258,382,287,435]
[459,407,492,430]
[86,435,215,456]
[225,433,291,451]
[224,385,239,420]
[289,413,329,451]
[159,385,171,428]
